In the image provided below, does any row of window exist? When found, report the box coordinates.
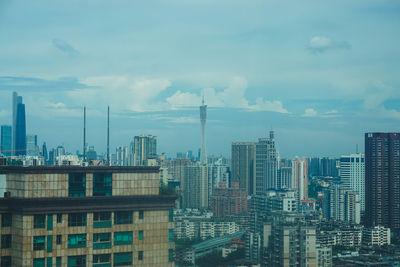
[69,173,112,197]
[32,250,174,267]
[2,209,173,229]
[32,229,173,251]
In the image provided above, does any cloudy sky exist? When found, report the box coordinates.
[0,0,399,158]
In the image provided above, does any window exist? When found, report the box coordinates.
[57,213,62,223]
[56,257,62,267]
[33,236,45,251]
[68,234,86,248]
[138,210,144,220]
[47,235,53,252]
[1,256,11,267]
[47,258,52,267]
[93,233,111,250]
[169,229,173,242]
[1,234,11,249]
[138,251,143,261]
[168,249,174,262]
[68,213,87,227]
[113,253,132,266]
[34,214,46,228]
[114,231,132,246]
[93,173,112,196]
[114,211,132,224]
[68,173,86,197]
[1,213,12,227]
[47,214,53,230]
[169,209,173,222]
[33,258,45,267]
[93,212,111,228]
[93,254,111,267]
[57,235,62,245]
[67,255,86,267]
[138,230,143,240]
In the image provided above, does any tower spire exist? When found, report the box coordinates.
[200,92,207,165]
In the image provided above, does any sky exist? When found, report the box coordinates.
[0,0,399,158]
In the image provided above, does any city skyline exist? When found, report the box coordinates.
[0,1,399,158]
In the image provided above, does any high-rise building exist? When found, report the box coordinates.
[0,166,177,267]
[26,134,39,156]
[365,132,400,232]
[13,92,26,156]
[116,146,129,166]
[199,96,207,165]
[0,125,12,156]
[326,183,360,224]
[255,131,278,194]
[182,165,208,209]
[231,142,256,195]
[42,142,48,163]
[292,158,308,201]
[132,135,157,166]
[339,153,365,211]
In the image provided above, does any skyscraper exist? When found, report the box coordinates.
[365,132,400,232]
[0,125,12,156]
[231,142,256,195]
[26,134,39,156]
[131,135,157,166]
[292,158,308,201]
[255,131,278,194]
[200,96,207,165]
[12,92,26,156]
[339,153,365,211]
[182,165,208,208]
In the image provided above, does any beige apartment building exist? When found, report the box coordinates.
[0,166,176,267]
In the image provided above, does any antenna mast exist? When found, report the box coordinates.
[107,106,110,166]
[83,106,86,163]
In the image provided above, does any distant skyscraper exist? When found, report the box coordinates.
[132,135,157,166]
[292,158,308,201]
[182,165,208,208]
[42,142,48,162]
[200,95,207,165]
[255,131,278,194]
[328,183,361,224]
[365,132,400,232]
[26,134,39,156]
[340,153,365,211]
[13,92,26,156]
[0,125,12,156]
[231,142,256,195]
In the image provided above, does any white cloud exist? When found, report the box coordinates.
[0,110,9,118]
[307,36,351,53]
[302,108,317,117]
[167,76,289,113]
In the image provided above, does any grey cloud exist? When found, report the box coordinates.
[52,38,79,56]
[306,36,351,53]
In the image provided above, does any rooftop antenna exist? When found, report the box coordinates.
[83,106,86,163]
[107,106,110,166]
[356,144,359,154]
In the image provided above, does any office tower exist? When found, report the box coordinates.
[199,96,207,165]
[292,158,308,201]
[26,134,39,156]
[255,131,278,194]
[0,125,12,156]
[278,166,293,189]
[340,153,365,211]
[86,146,97,161]
[320,157,339,177]
[116,146,129,166]
[42,142,48,163]
[263,213,318,267]
[12,92,26,156]
[327,183,360,224]
[231,142,256,195]
[308,157,321,177]
[365,132,400,232]
[132,135,157,166]
[182,165,208,209]
[0,166,176,267]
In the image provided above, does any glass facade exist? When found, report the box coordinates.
[113,253,132,266]
[68,234,87,248]
[1,235,11,249]
[138,230,144,240]
[68,213,87,227]
[47,235,53,252]
[47,214,53,230]
[33,258,45,267]
[68,255,86,267]
[93,173,112,196]
[34,214,45,228]
[0,256,11,267]
[114,231,132,246]
[93,212,111,228]
[33,236,45,251]
[1,214,12,227]
[114,211,132,224]
[93,253,111,267]
[93,233,111,250]
[68,173,86,197]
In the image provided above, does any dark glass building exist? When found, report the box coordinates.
[0,125,12,156]
[365,132,400,233]
[14,102,26,156]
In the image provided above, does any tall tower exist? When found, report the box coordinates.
[200,95,207,165]
[365,132,400,232]
[12,92,26,156]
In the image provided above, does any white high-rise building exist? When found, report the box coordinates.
[339,153,365,211]
[292,158,308,201]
